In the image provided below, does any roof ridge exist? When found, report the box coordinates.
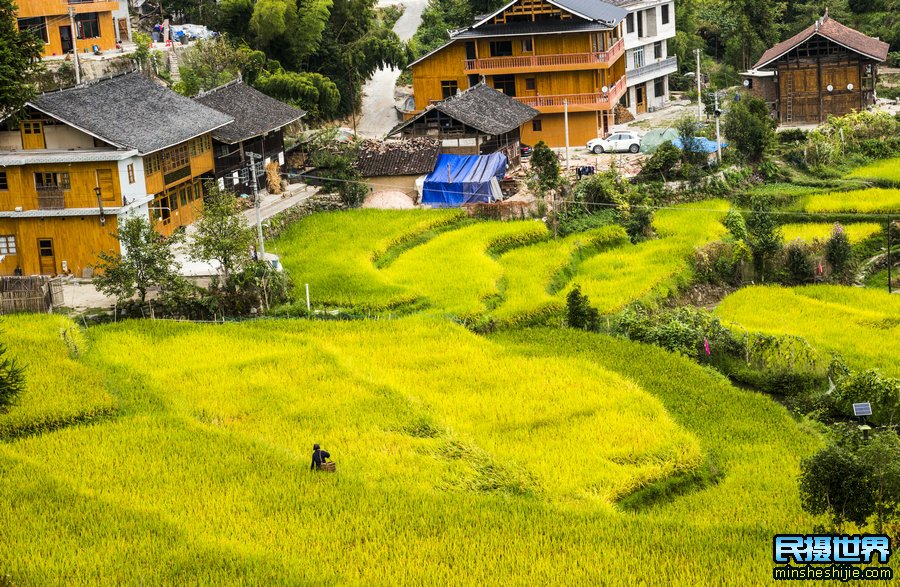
[39,69,140,96]
[196,77,243,99]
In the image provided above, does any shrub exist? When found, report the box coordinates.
[529,141,563,196]
[832,369,900,426]
[566,285,599,331]
[0,341,25,414]
[825,223,852,278]
[722,93,776,162]
[640,141,680,179]
[785,240,815,285]
[745,194,783,280]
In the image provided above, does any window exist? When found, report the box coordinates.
[522,38,533,52]
[0,171,7,190]
[180,188,188,207]
[532,119,542,132]
[637,10,644,37]
[489,40,513,57]
[145,154,160,174]
[654,41,663,60]
[492,74,516,97]
[21,121,42,135]
[75,13,100,39]
[0,235,16,255]
[525,77,536,91]
[626,13,634,34]
[662,3,670,24]
[633,46,645,70]
[127,163,135,184]
[17,17,48,43]
[654,77,665,98]
[441,80,459,99]
[193,182,202,201]
[161,144,190,173]
[34,172,70,190]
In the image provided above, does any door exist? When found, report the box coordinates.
[59,26,73,53]
[117,18,130,42]
[20,121,46,149]
[37,238,55,275]
[96,169,115,203]
[636,85,647,114]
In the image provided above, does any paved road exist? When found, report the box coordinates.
[356,0,428,138]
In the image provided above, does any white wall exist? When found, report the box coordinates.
[44,125,97,150]
[117,155,149,206]
[0,131,22,150]
[624,0,676,51]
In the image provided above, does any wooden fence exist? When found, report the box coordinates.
[0,277,64,315]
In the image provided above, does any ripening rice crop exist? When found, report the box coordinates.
[716,285,900,377]
[780,222,882,244]
[381,220,548,317]
[569,201,729,313]
[0,314,115,438]
[273,208,463,309]
[847,158,900,182]
[805,188,900,214]
[0,317,822,585]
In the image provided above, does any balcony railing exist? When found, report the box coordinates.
[626,56,678,83]
[37,187,65,210]
[163,165,192,186]
[513,75,627,112]
[464,38,624,73]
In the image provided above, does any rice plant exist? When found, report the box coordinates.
[847,158,900,183]
[805,188,900,214]
[780,222,882,244]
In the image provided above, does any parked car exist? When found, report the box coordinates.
[520,143,533,158]
[586,131,642,154]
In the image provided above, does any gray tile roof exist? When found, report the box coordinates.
[552,0,627,24]
[355,138,441,177]
[194,80,306,145]
[0,149,138,166]
[452,20,610,38]
[29,72,234,155]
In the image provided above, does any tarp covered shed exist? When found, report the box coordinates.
[673,137,728,153]
[422,153,507,207]
[640,129,679,153]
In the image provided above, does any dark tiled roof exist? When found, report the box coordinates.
[30,72,234,155]
[391,83,537,137]
[754,15,890,69]
[453,20,610,38]
[551,0,627,24]
[194,80,306,145]
[355,138,441,177]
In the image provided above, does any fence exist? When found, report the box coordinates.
[0,277,64,315]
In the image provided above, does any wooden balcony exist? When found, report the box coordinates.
[464,38,624,75]
[513,75,627,113]
[37,188,65,210]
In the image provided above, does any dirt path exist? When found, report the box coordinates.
[356,0,428,138]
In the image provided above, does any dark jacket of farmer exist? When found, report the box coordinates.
[311,444,330,470]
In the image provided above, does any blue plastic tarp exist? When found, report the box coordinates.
[672,137,728,153]
[422,153,507,207]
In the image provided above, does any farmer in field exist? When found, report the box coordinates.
[310,443,332,471]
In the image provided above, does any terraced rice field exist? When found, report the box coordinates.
[716,285,900,377]
[804,188,900,214]
[847,158,900,183]
[0,316,821,584]
[780,222,882,243]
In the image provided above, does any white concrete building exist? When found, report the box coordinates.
[617,0,678,116]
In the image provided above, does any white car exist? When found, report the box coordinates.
[587,131,642,154]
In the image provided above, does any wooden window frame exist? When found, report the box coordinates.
[35,172,70,190]
[525,77,536,91]
[441,80,459,99]
[522,38,533,53]
[0,171,7,190]
[75,12,101,40]
[127,163,135,184]
[0,235,16,255]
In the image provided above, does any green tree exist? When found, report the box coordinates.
[723,93,776,162]
[131,32,153,72]
[566,285,600,331]
[858,433,900,532]
[308,128,367,206]
[799,441,874,530]
[254,70,341,119]
[674,115,708,166]
[249,0,331,71]
[0,0,45,118]
[723,0,786,70]
[0,340,25,414]
[529,141,563,196]
[785,240,815,284]
[190,182,256,284]
[217,0,254,37]
[745,193,783,280]
[94,216,183,304]
[826,223,852,278]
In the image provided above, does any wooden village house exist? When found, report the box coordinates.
[0,72,233,276]
[404,0,628,147]
[355,138,442,200]
[388,83,538,167]
[15,0,123,57]
[195,80,306,195]
[743,12,889,125]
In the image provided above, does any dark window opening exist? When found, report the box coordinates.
[626,13,634,34]
[525,77,536,91]
[490,41,513,57]
[18,17,48,43]
[522,38,533,52]
[654,77,665,97]
[654,41,662,60]
[532,119,542,132]
[0,171,7,190]
[441,80,459,99]
[75,13,100,39]
[662,4,670,24]
[493,74,516,97]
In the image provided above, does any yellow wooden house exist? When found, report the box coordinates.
[15,0,120,57]
[0,73,233,277]
[407,0,628,148]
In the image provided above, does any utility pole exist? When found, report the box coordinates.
[563,98,570,169]
[695,48,702,121]
[888,217,893,294]
[714,90,722,165]
[68,7,81,85]
[246,152,265,259]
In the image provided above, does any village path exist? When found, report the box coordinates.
[355,0,428,138]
